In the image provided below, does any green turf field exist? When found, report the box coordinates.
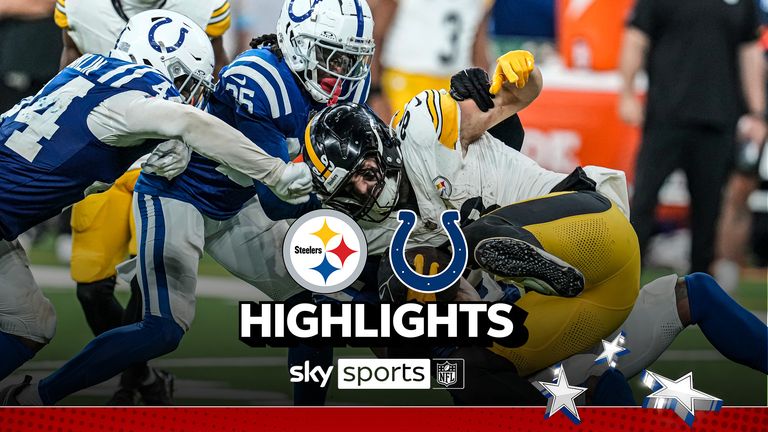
[4,265,763,407]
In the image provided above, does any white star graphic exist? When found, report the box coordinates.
[594,330,629,368]
[642,370,723,426]
[534,365,587,424]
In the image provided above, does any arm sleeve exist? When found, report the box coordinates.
[119,95,287,187]
[206,0,232,38]
[54,0,68,29]
[627,0,655,36]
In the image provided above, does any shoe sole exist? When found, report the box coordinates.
[474,237,584,297]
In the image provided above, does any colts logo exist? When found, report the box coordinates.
[148,17,189,54]
[389,210,468,293]
[288,0,324,23]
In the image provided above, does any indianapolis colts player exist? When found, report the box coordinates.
[1,0,374,405]
[0,9,311,390]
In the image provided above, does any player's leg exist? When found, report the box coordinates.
[472,192,641,376]
[552,271,767,385]
[630,127,685,262]
[70,181,132,336]
[203,198,331,405]
[683,127,735,273]
[202,198,303,302]
[0,240,56,381]
[683,272,767,372]
[6,194,204,405]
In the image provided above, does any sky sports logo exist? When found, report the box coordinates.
[289,358,465,390]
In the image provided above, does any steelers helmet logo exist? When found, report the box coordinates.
[283,209,368,293]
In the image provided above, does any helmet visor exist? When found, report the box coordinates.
[313,39,372,81]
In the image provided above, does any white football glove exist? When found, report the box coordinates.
[142,140,192,180]
[268,162,313,204]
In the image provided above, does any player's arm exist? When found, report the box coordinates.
[458,51,542,145]
[618,0,652,126]
[59,31,82,70]
[121,95,311,201]
[0,0,55,19]
[736,2,767,146]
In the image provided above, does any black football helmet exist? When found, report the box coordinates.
[303,103,403,221]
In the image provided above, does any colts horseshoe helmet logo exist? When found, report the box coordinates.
[288,0,325,23]
[389,210,468,293]
[148,17,189,53]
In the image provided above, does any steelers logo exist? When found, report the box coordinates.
[283,209,368,293]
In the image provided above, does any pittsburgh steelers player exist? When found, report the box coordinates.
[54,0,232,405]
[300,54,767,402]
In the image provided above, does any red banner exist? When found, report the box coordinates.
[1,407,766,432]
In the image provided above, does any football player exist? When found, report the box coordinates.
[369,0,494,119]
[0,9,311,397]
[302,57,767,399]
[55,0,233,405]
[1,0,373,406]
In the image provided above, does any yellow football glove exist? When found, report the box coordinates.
[489,50,535,94]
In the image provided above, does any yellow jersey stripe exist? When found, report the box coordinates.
[205,15,231,38]
[425,90,439,133]
[211,0,230,18]
[54,5,68,29]
[304,123,330,179]
[437,90,459,150]
[433,90,444,141]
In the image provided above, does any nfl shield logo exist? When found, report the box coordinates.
[436,361,458,387]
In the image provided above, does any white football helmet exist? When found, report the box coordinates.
[111,9,215,107]
[276,0,375,104]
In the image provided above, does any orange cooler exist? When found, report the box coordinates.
[557,0,634,70]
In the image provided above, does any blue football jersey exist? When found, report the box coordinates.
[135,47,371,220]
[0,54,181,240]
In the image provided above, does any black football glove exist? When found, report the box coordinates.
[449,67,495,112]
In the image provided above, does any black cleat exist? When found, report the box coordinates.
[0,375,32,406]
[106,387,139,406]
[138,369,175,405]
[474,237,585,297]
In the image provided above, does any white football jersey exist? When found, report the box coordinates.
[361,89,632,252]
[381,0,493,76]
[55,0,231,56]
[395,89,572,227]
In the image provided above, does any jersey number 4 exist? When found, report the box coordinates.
[2,76,95,163]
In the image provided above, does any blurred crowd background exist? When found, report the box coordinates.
[1,0,766,290]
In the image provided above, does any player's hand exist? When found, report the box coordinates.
[618,92,644,126]
[737,113,768,146]
[450,68,494,112]
[490,50,535,94]
[270,162,313,204]
[142,140,192,180]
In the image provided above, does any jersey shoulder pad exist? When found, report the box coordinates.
[219,49,301,119]
[72,56,180,100]
[54,0,69,29]
[206,0,231,37]
[395,89,459,150]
